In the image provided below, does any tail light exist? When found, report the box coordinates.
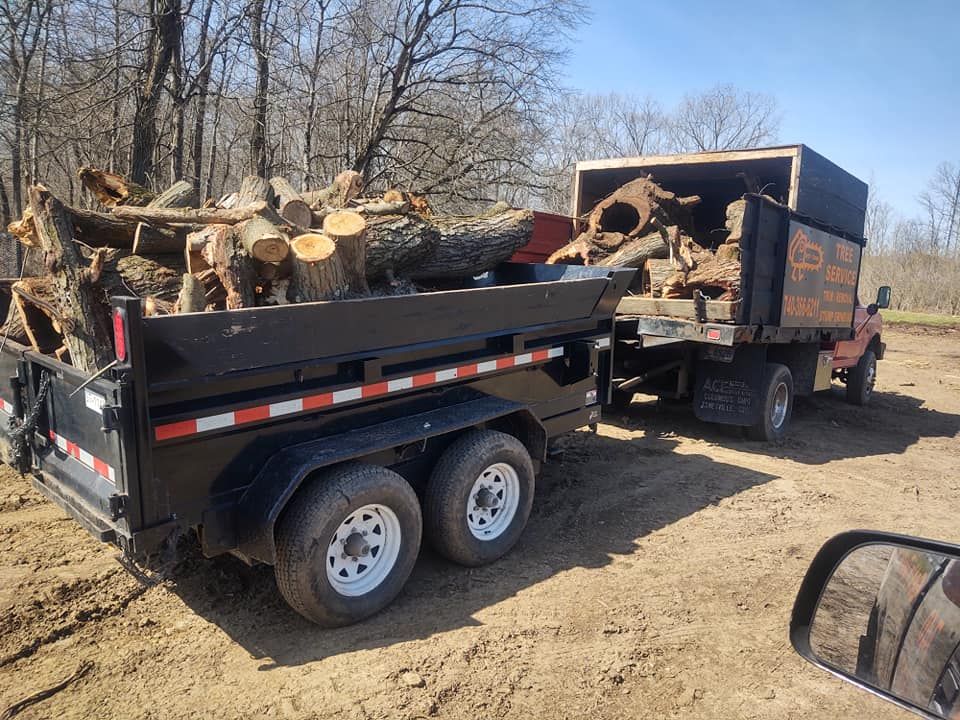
[112,307,127,362]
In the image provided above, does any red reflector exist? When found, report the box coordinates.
[113,308,127,361]
[706,329,721,341]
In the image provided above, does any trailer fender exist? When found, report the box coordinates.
[233,396,544,564]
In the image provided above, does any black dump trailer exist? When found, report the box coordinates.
[0,263,632,625]
[573,145,869,440]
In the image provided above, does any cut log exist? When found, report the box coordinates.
[356,199,409,215]
[131,180,198,255]
[11,278,61,353]
[29,185,114,371]
[150,180,198,209]
[586,177,686,236]
[288,233,349,302]
[236,217,290,263]
[662,258,742,299]
[9,205,169,250]
[322,211,368,293]
[185,225,228,273]
[545,234,594,265]
[202,229,256,309]
[217,192,239,209]
[270,176,313,227]
[302,170,362,210]
[642,258,673,297]
[113,201,272,227]
[596,231,668,268]
[408,208,533,280]
[724,198,746,243]
[363,214,438,280]
[98,249,185,306]
[237,176,274,206]
[195,268,227,310]
[77,166,155,207]
[173,274,206,313]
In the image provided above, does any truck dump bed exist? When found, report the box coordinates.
[0,263,632,560]
[573,145,868,344]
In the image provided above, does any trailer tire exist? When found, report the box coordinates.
[425,429,535,567]
[274,463,421,627]
[747,363,794,441]
[846,350,877,406]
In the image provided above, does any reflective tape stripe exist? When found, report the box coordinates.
[0,398,14,415]
[48,430,116,483]
[153,344,568,442]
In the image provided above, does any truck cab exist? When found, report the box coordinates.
[828,286,891,404]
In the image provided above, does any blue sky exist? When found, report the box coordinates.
[564,0,959,217]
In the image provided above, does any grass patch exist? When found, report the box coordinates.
[882,310,960,328]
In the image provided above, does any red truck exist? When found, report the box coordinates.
[520,145,891,438]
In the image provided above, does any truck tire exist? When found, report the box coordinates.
[425,429,535,567]
[747,363,794,441]
[274,463,422,627]
[846,349,877,406]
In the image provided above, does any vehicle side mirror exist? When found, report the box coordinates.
[876,286,892,310]
[867,303,879,316]
[791,531,960,719]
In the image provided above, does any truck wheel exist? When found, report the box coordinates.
[425,429,535,567]
[846,350,877,406]
[747,363,794,441]
[274,463,422,627]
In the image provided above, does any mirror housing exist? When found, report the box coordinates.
[867,303,879,316]
[876,286,892,310]
[792,531,960,719]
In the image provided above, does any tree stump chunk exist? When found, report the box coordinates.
[288,233,349,302]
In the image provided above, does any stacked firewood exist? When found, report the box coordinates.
[546,176,743,301]
[2,168,534,372]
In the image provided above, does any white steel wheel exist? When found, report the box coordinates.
[326,503,402,597]
[465,462,521,540]
[771,381,789,429]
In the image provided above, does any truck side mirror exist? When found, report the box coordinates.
[876,286,891,310]
[791,531,960,720]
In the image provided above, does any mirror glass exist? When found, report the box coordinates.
[876,285,892,309]
[810,543,960,718]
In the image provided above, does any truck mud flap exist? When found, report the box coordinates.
[693,344,767,426]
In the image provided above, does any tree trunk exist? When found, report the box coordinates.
[236,217,289,262]
[29,185,114,371]
[288,233,349,302]
[407,209,533,280]
[322,211,367,292]
[201,228,256,309]
[248,0,269,177]
[363,213,440,280]
[662,258,741,299]
[130,0,182,185]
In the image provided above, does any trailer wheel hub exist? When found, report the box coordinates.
[466,462,520,541]
[326,504,401,596]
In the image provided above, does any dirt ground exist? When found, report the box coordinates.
[1,327,958,720]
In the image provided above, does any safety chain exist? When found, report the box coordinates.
[8,371,51,473]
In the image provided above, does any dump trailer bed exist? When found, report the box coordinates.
[0,263,632,625]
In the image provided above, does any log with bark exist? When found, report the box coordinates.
[322,211,368,293]
[288,233,349,302]
[29,185,114,371]
[363,213,439,280]
[407,208,534,280]
[642,258,673,297]
[201,227,257,310]
[270,176,312,227]
[11,278,61,353]
[131,180,198,255]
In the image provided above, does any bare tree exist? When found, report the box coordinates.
[671,83,780,152]
[130,0,183,185]
[918,161,960,255]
